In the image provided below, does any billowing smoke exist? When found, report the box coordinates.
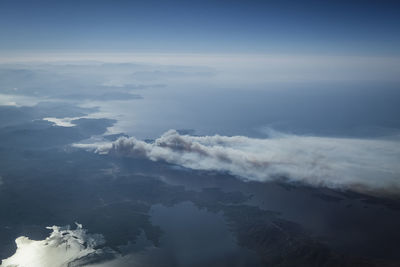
[77,130,400,196]
[1,223,105,267]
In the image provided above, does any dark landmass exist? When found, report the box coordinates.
[1,102,400,266]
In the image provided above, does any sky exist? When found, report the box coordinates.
[1,0,400,55]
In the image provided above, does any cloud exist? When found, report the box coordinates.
[1,223,105,267]
[0,224,161,267]
[77,130,400,196]
[43,117,81,127]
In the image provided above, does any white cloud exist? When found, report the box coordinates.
[1,223,105,267]
[0,224,161,267]
[42,117,83,127]
[76,130,400,196]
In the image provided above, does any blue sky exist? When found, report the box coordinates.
[1,0,399,55]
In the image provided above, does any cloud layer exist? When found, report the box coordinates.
[78,130,400,196]
[1,223,105,267]
[1,224,162,267]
